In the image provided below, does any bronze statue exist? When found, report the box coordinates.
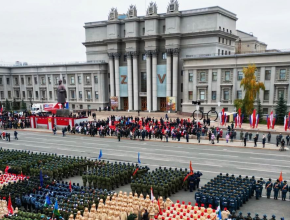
[57,79,67,108]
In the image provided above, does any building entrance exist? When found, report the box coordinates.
[123,97,128,111]
[141,97,147,111]
[160,97,166,111]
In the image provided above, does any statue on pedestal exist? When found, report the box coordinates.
[57,79,67,108]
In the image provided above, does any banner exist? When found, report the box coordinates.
[110,96,118,110]
[157,65,166,97]
[166,97,176,111]
[119,66,128,97]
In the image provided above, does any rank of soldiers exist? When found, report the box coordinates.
[81,162,149,190]
[131,167,202,199]
[195,173,268,213]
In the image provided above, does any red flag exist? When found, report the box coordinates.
[189,161,193,175]
[279,172,283,182]
[157,199,162,215]
[183,173,190,182]
[69,181,72,192]
[5,166,10,174]
[132,168,139,176]
[8,194,13,214]
[252,109,256,129]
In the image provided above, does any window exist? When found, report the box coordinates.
[219,37,221,43]
[279,69,286,80]
[0,91,4,99]
[212,91,216,100]
[225,51,228,55]
[142,27,145,35]
[223,90,229,100]
[124,55,127,62]
[86,76,90,84]
[224,107,228,112]
[0,78,2,85]
[211,107,216,111]
[180,99,183,107]
[181,70,183,76]
[263,108,268,115]
[163,25,166,33]
[28,91,32,98]
[142,54,146,61]
[22,91,25,98]
[219,26,221,30]
[221,50,224,55]
[200,72,206,82]
[41,90,45,99]
[199,90,205,100]
[265,70,271,80]
[264,90,269,101]
[55,77,59,85]
[229,40,231,45]
[15,90,19,98]
[181,83,183,92]
[238,71,243,80]
[218,49,220,55]
[237,90,242,99]
[124,29,126,37]
[94,76,98,84]
[70,90,75,99]
[80,104,83,109]
[188,91,193,100]
[71,104,75,109]
[27,77,31,85]
[223,28,225,31]
[8,91,11,99]
[162,53,167,60]
[86,91,91,100]
[225,71,230,81]
[189,72,193,82]
[34,77,37,84]
[79,91,82,99]
[229,51,231,55]
[21,78,24,85]
[15,77,18,85]
[48,77,51,84]
[212,72,217,81]
[230,30,232,34]
[227,29,228,32]
[78,76,82,84]
[35,91,39,99]
[199,107,204,112]
[141,72,147,92]
[222,38,224,44]
[95,91,99,99]
[41,77,45,85]
[226,39,228,44]
[63,76,66,84]
[278,89,284,98]
[49,91,52,99]
[71,76,75,84]
[6,78,10,85]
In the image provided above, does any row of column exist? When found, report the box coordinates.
[108,48,179,111]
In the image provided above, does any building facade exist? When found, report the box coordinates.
[0,0,288,113]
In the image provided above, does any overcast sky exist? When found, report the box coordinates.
[0,0,289,64]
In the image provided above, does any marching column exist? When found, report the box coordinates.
[108,53,115,97]
[114,53,121,109]
[146,51,152,111]
[127,52,133,111]
[166,49,172,97]
[172,48,179,110]
[152,51,158,111]
[132,52,139,111]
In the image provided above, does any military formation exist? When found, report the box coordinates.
[131,167,202,199]
[264,178,289,201]
[82,162,149,190]
[195,173,266,213]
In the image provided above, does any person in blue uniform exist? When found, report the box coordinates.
[265,178,273,199]
[281,180,288,201]
[273,179,280,200]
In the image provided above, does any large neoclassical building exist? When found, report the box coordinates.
[0,0,289,114]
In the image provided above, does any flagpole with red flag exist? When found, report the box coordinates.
[279,171,283,183]
[8,194,13,215]
[69,181,72,192]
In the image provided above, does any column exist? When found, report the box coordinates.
[269,66,276,105]
[192,70,197,101]
[91,73,95,102]
[108,53,115,97]
[232,68,237,103]
[114,53,121,109]
[207,69,212,103]
[217,69,222,102]
[127,52,133,111]
[132,52,139,111]
[166,49,172,97]
[172,49,179,111]
[259,67,265,103]
[152,51,158,111]
[146,51,152,111]
[183,70,189,103]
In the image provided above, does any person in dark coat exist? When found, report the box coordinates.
[142,210,149,220]
[262,134,266,148]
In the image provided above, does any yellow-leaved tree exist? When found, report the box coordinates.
[240,64,265,116]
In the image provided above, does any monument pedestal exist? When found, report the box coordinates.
[56,109,70,117]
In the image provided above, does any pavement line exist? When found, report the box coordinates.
[198,153,238,158]
[236,167,287,174]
